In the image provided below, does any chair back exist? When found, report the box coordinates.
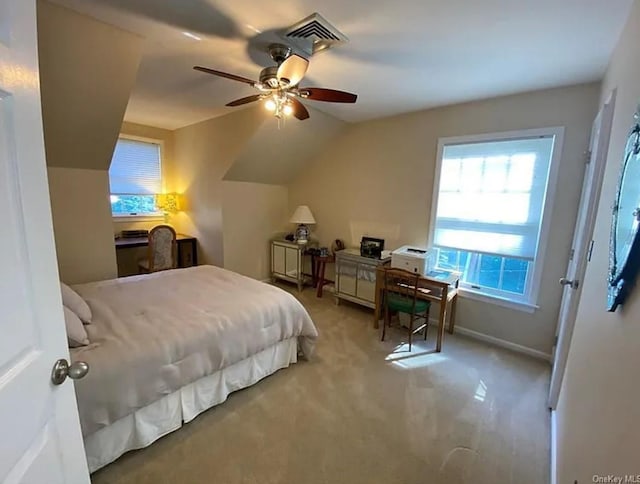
[147,225,177,272]
[383,267,421,312]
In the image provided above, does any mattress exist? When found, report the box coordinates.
[70,265,318,437]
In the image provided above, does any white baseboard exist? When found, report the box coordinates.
[550,410,557,484]
[453,325,552,362]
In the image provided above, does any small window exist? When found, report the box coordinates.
[109,137,162,217]
[430,128,563,307]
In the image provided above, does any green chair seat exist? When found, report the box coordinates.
[387,294,430,314]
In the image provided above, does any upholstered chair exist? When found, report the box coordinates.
[138,225,177,273]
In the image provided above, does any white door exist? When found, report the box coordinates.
[0,0,90,482]
[548,91,616,409]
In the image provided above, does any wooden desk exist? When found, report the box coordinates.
[115,234,198,268]
[374,265,460,352]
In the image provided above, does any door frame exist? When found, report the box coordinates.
[548,89,616,409]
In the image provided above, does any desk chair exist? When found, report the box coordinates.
[138,225,177,273]
[381,267,430,351]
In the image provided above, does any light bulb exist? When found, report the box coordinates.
[265,98,276,111]
[283,104,293,116]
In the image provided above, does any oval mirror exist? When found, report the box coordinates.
[608,106,640,311]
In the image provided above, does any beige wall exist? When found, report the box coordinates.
[224,107,346,184]
[172,107,265,266]
[221,182,288,280]
[37,0,142,171]
[38,1,142,283]
[556,2,640,482]
[47,167,117,284]
[289,83,600,354]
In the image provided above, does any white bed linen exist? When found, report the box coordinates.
[70,265,317,438]
[84,338,297,473]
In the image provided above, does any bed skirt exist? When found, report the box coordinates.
[85,337,299,473]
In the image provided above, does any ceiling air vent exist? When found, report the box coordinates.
[281,13,348,57]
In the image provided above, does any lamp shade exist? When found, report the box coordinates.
[289,205,316,224]
[155,193,182,213]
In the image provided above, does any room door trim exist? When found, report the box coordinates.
[547,89,616,410]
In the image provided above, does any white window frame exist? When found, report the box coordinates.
[428,127,565,313]
[110,134,165,221]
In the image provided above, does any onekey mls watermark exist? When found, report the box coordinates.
[592,475,640,483]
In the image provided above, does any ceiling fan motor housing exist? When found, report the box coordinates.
[268,44,292,64]
[259,66,281,88]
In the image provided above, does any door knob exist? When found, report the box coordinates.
[51,358,89,385]
[559,278,579,289]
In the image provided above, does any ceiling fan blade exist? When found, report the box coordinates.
[301,88,357,103]
[193,66,255,86]
[226,94,263,107]
[289,98,310,120]
[276,55,309,87]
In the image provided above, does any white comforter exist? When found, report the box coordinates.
[70,266,318,437]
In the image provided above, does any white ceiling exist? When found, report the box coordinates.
[50,0,633,130]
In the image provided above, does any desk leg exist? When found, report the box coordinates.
[192,240,198,266]
[311,256,318,288]
[436,287,448,352]
[448,293,458,334]
[373,283,382,330]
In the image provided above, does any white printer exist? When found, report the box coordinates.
[391,245,436,275]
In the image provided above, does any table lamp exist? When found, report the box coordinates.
[289,205,316,244]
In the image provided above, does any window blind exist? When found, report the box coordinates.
[109,138,161,195]
[433,136,555,261]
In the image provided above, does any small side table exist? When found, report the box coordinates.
[312,254,335,298]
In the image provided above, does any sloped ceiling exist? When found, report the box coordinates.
[48,0,632,129]
[223,106,346,184]
[37,0,143,169]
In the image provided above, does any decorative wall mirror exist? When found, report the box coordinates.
[608,106,640,311]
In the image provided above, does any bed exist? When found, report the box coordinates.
[69,265,318,472]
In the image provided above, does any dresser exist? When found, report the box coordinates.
[271,239,313,291]
[335,249,391,308]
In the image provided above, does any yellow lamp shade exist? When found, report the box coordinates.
[155,193,182,213]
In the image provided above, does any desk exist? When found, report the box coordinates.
[374,265,460,352]
[115,234,198,268]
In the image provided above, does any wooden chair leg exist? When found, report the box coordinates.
[408,313,414,351]
[424,306,430,341]
[381,300,389,341]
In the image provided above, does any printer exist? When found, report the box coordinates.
[391,245,436,276]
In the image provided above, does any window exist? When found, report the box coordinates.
[430,128,563,309]
[109,137,162,217]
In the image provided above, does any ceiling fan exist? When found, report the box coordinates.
[193,43,357,121]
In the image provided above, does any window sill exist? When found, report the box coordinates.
[458,287,539,314]
[113,214,164,223]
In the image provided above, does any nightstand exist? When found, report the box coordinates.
[271,239,316,291]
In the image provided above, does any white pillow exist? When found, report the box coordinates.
[64,306,89,347]
[61,282,92,324]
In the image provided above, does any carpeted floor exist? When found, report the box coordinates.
[91,283,550,484]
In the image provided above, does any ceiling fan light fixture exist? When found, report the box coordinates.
[265,98,277,111]
[283,103,293,116]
